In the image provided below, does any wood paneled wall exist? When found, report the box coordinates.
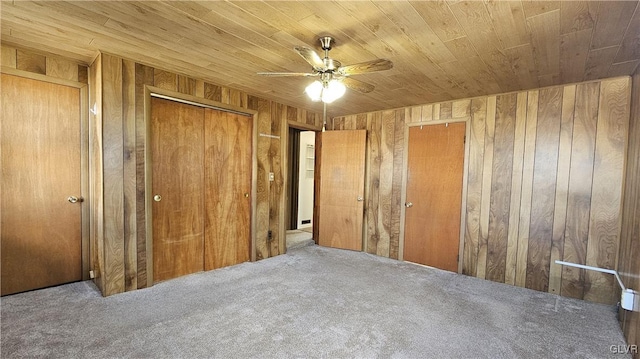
[618,70,640,357]
[91,52,322,296]
[1,45,88,83]
[331,77,631,304]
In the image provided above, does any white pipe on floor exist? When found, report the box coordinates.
[555,260,639,312]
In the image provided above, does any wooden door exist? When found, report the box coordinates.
[1,74,82,295]
[317,130,366,251]
[403,123,466,272]
[151,97,205,282]
[204,109,252,269]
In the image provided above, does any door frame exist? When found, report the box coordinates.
[399,117,471,274]
[0,67,91,281]
[284,121,322,251]
[143,85,258,287]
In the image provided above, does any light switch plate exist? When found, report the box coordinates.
[269,172,275,181]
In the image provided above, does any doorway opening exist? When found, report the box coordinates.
[286,128,316,250]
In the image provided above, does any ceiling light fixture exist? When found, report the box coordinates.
[305,78,346,104]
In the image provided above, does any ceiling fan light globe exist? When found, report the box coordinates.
[305,80,323,102]
[322,80,346,103]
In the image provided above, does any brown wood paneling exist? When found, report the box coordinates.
[1,74,82,295]
[377,110,395,257]
[561,82,599,299]
[584,77,630,303]
[463,98,487,276]
[45,56,78,81]
[268,102,284,256]
[122,59,137,291]
[516,91,540,287]
[204,82,222,102]
[389,110,404,260]
[16,49,46,74]
[101,53,126,295]
[134,63,154,289]
[526,86,563,292]
[505,92,528,285]
[153,69,177,91]
[477,96,497,279]
[151,97,204,282]
[366,112,382,255]
[618,70,640,358]
[486,93,517,283]
[248,96,271,260]
[1,45,17,68]
[548,85,576,295]
[204,110,252,269]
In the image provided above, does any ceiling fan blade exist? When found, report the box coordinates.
[257,72,317,77]
[342,77,375,93]
[339,59,393,75]
[294,46,325,70]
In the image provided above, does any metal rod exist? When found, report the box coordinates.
[322,102,327,132]
[555,260,627,291]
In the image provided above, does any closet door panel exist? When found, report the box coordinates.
[204,109,252,269]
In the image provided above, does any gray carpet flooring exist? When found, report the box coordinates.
[1,245,630,358]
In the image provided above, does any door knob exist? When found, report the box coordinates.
[357,196,364,202]
[153,194,162,202]
[405,202,413,208]
[67,196,83,203]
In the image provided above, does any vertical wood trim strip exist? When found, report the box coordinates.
[122,59,137,291]
[366,112,382,255]
[390,110,405,259]
[486,93,516,283]
[515,90,539,287]
[548,84,576,295]
[526,86,563,292]
[477,96,496,279]
[505,92,528,285]
[101,54,125,295]
[463,98,487,276]
[377,110,395,257]
[248,97,271,260]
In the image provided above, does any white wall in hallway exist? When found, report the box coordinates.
[297,131,315,229]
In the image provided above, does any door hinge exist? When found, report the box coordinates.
[463,135,466,144]
[457,254,460,263]
[268,230,273,241]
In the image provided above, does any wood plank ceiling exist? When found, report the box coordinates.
[1,1,639,117]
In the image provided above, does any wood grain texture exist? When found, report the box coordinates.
[317,130,366,251]
[151,97,204,283]
[486,93,516,283]
[477,96,497,279]
[377,111,395,257]
[1,74,82,295]
[268,102,284,256]
[548,85,575,295]
[101,53,126,295]
[561,82,599,299]
[389,110,405,260]
[366,113,382,255]
[404,123,465,272]
[505,92,528,285]
[1,45,17,68]
[204,110,252,269]
[526,86,562,292]
[89,54,105,293]
[584,77,630,303]
[248,96,271,260]
[45,56,78,81]
[463,98,487,276]
[122,59,137,291]
[618,70,640,357]
[134,63,154,288]
[16,48,46,74]
[516,91,539,288]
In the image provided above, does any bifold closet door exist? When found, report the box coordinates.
[151,97,205,283]
[204,109,252,270]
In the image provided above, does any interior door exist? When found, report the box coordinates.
[1,74,82,295]
[204,109,252,269]
[403,123,466,272]
[317,130,366,251]
[151,97,205,283]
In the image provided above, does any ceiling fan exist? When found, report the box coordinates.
[257,36,393,103]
